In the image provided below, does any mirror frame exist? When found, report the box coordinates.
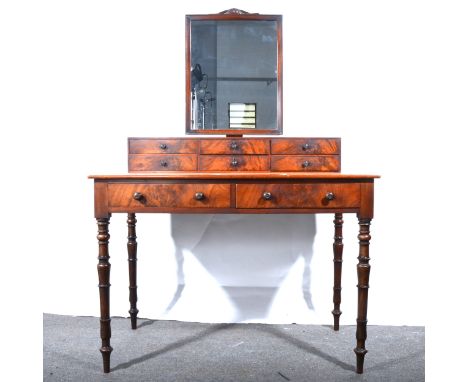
[185,9,283,135]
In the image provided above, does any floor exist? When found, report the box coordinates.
[43,313,424,382]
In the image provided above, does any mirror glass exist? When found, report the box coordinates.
[186,13,282,134]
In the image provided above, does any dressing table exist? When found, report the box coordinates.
[90,9,378,375]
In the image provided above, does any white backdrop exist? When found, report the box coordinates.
[2,1,468,379]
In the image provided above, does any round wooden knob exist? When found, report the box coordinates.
[160,143,167,150]
[262,192,273,200]
[160,160,168,167]
[231,158,239,167]
[133,192,144,201]
[194,192,205,200]
[325,192,335,201]
[302,160,311,168]
[230,142,239,150]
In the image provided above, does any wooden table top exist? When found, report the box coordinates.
[89,171,380,180]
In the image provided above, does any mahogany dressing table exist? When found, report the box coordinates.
[90,10,379,375]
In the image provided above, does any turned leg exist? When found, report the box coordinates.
[332,213,344,331]
[127,213,139,329]
[354,217,372,374]
[96,217,112,373]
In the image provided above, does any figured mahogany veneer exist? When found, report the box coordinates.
[128,154,198,171]
[108,183,231,208]
[271,138,340,155]
[129,138,198,154]
[91,137,378,376]
[236,183,360,208]
[271,155,340,172]
[199,139,270,154]
[128,138,341,172]
[199,155,270,171]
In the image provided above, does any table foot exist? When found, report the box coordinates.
[354,346,367,374]
[100,344,113,373]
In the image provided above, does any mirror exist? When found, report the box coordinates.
[186,9,282,135]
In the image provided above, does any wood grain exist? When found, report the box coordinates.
[129,139,199,154]
[128,154,197,171]
[200,139,270,154]
[236,183,360,208]
[108,183,231,208]
[199,155,270,171]
[271,138,340,155]
[271,155,340,172]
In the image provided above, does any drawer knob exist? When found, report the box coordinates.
[262,192,273,200]
[230,142,239,150]
[133,192,144,201]
[302,143,311,150]
[160,160,168,167]
[325,192,335,201]
[302,160,311,168]
[231,158,239,167]
[194,192,205,201]
[160,143,167,150]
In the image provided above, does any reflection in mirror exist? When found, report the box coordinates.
[186,12,282,134]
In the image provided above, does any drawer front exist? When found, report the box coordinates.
[200,139,270,154]
[271,155,340,172]
[271,138,340,155]
[108,184,231,208]
[199,155,270,171]
[236,183,360,208]
[129,139,199,154]
[128,154,197,171]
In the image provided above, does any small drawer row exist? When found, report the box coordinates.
[107,183,360,209]
[129,138,340,155]
[128,154,340,172]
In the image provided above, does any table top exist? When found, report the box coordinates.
[89,171,380,181]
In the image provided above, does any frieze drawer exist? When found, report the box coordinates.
[108,184,231,208]
[236,183,360,208]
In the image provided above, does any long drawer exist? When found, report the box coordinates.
[236,183,360,208]
[108,183,231,208]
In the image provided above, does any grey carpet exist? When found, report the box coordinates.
[43,313,424,382]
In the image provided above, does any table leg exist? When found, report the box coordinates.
[332,213,343,331]
[96,217,112,373]
[127,213,139,329]
[354,217,372,374]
